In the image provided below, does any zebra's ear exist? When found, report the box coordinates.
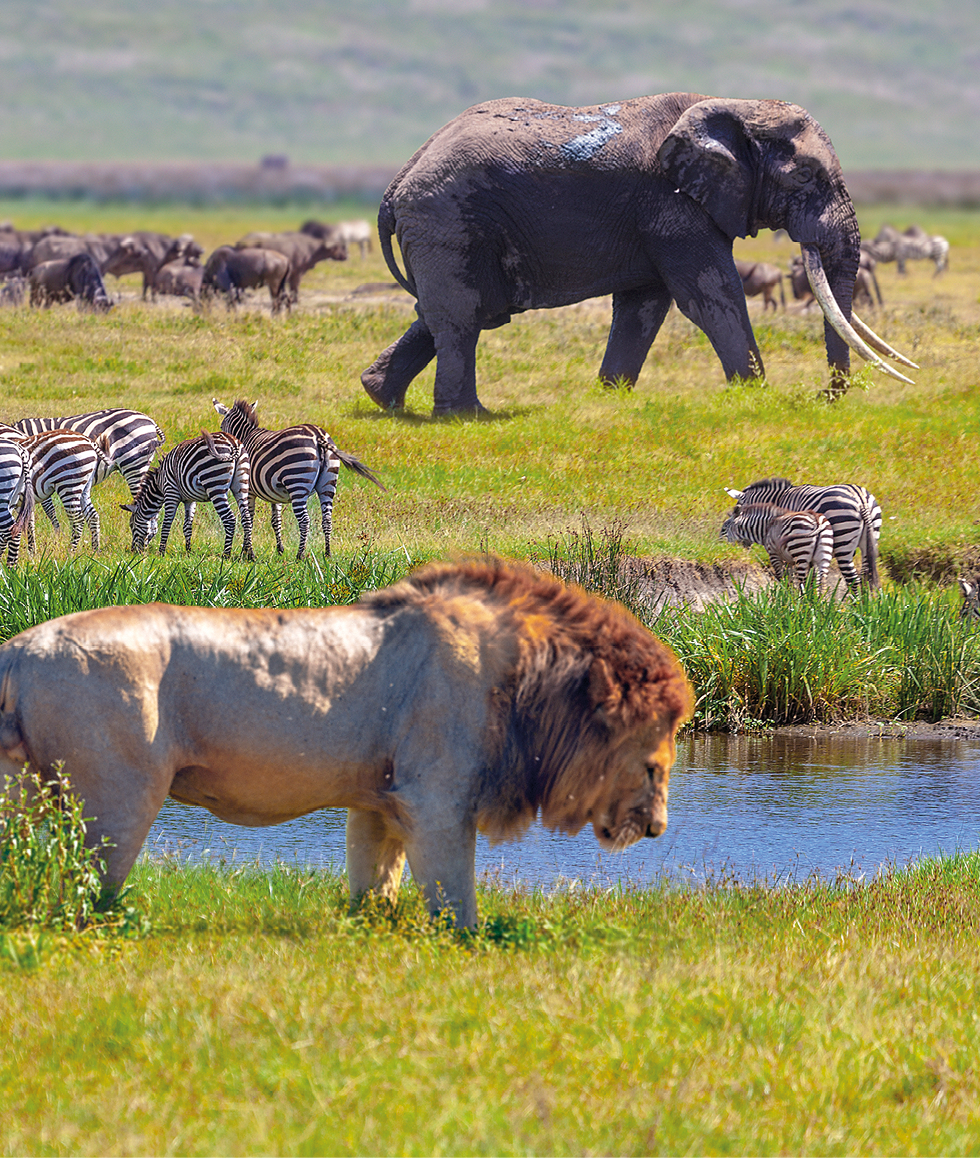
[120,503,134,512]
[251,399,258,410]
[212,398,229,416]
[724,487,743,500]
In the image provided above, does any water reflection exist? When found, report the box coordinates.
[144,733,980,888]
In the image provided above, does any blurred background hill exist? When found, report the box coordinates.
[0,0,977,173]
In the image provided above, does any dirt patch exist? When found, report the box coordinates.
[627,557,773,611]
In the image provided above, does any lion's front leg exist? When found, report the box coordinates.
[345,808,407,905]
[401,818,478,929]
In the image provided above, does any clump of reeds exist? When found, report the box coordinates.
[0,766,116,931]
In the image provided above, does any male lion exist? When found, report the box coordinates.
[0,559,693,926]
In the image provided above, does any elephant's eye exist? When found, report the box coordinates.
[791,165,814,187]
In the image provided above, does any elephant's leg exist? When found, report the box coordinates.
[345,809,407,906]
[599,285,673,388]
[661,254,765,381]
[361,316,437,410]
[431,324,483,416]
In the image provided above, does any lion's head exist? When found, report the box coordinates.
[365,558,694,850]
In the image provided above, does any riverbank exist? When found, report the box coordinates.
[3,856,980,1155]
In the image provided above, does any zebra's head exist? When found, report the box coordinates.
[120,466,163,552]
[213,398,259,438]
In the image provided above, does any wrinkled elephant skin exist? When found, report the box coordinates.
[362,93,864,415]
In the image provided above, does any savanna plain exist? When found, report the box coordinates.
[2,198,980,1156]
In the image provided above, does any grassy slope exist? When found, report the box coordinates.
[0,0,977,168]
[0,198,977,576]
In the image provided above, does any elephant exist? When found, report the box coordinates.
[361,93,915,415]
[735,259,784,311]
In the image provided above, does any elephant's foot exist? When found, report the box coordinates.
[432,400,489,418]
[362,318,437,411]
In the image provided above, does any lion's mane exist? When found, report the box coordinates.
[360,557,693,841]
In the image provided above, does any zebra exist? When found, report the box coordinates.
[12,408,165,499]
[721,502,834,589]
[21,429,112,552]
[724,477,881,591]
[212,398,386,559]
[0,435,35,566]
[121,430,254,559]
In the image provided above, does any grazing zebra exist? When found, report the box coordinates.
[21,429,112,552]
[12,408,165,498]
[0,435,35,566]
[721,502,834,588]
[724,477,881,591]
[121,430,254,559]
[212,398,386,559]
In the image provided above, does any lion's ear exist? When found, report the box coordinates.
[588,657,623,714]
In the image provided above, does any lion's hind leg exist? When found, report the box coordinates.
[345,808,407,909]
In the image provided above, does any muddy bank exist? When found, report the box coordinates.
[629,557,773,610]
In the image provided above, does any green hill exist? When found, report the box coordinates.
[0,0,977,169]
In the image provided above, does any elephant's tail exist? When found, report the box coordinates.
[377,196,417,299]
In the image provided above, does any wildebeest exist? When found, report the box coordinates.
[235,230,347,302]
[735,259,784,311]
[201,246,290,313]
[27,233,124,273]
[28,254,113,311]
[303,218,372,258]
[153,258,204,303]
[103,232,203,299]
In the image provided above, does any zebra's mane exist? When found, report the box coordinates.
[229,399,260,429]
[746,476,794,490]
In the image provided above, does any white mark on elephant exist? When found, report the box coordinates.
[560,115,623,162]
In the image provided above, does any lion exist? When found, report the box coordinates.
[0,558,693,926]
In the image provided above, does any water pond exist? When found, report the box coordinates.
[144,732,980,888]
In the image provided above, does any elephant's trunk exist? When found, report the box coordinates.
[801,245,914,384]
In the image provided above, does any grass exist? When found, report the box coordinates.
[2,855,980,1154]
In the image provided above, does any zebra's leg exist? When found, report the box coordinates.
[41,496,60,531]
[270,503,285,554]
[182,502,196,552]
[319,493,334,558]
[158,498,179,555]
[210,492,237,559]
[62,489,86,550]
[80,475,100,551]
[314,467,339,559]
[290,493,311,561]
[836,550,861,592]
[232,481,255,562]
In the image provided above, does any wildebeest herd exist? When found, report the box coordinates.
[0,217,369,312]
[737,222,949,315]
[0,400,385,565]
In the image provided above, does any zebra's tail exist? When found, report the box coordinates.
[861,515,880,589]
[11,478,34,539]
[319,431,387,491]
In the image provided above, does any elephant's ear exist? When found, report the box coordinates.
[658,100,760,240]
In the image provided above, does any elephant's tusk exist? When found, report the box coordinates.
[801,244,915,385]
[850,312,919,369]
